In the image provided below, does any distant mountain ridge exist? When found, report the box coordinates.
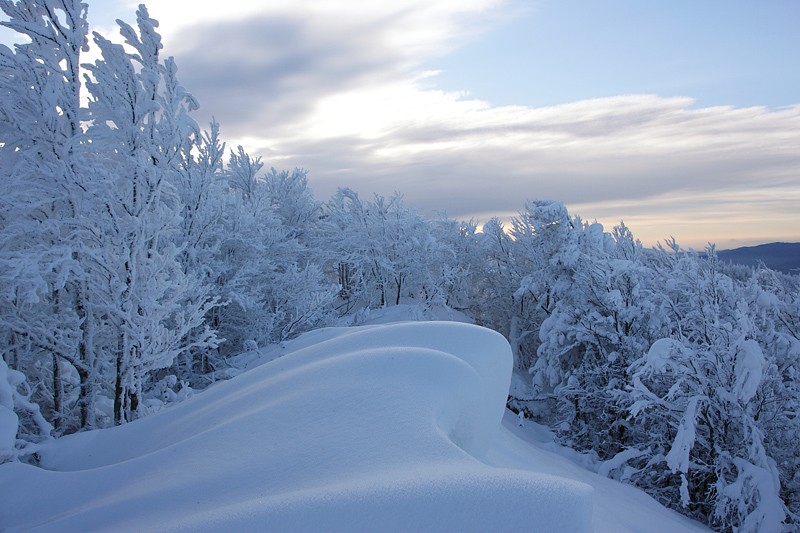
[717,242,800,274]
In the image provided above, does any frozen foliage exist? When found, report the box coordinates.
[0,322,711,532]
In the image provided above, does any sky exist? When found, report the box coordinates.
[8,0,800,248]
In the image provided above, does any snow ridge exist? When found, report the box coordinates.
[0,322,593,531]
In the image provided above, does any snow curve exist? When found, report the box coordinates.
[1,322,593,531]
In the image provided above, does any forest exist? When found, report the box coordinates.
[0,2,798,532]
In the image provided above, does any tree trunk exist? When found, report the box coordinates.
[509,315,521,370]
[76,366,92,429]
[115,333,125,425]
[395,276,402,306]
[75,280,96,429]
[52,353,62,433]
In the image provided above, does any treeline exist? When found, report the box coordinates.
[0,2,798,532]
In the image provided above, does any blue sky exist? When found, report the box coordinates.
[431,1,799,109]
[4,0,799,248]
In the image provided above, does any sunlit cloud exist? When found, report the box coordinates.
[570,186,800,249]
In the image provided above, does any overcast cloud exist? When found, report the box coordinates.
[124,0,799,248]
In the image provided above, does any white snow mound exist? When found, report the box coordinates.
[0,322,593,531]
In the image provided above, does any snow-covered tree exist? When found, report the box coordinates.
[322,189,446,313]
[80,5,219,423]
[203,146,334,356]
[428,215,479,311]
[750,267,800,522]
[0,0,98,433]
[262,166,322,242]
[627,247,790,531]
[532,221,665,458]
[466,217,518,336]
[497,200,587,375]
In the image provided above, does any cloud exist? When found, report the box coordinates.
[131,0,799,248]
[263,89,799,203]
[166,14,404,137]
[143,0,504,136]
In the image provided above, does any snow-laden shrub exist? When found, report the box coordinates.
[0,357,52,463]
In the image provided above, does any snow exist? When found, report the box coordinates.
[644,337,683,372]
[596,447,648,480]
[756,289,780,308]
[723,457,785,533]
[0,322,708,532]
[489,414,710,533]
[666,396,699,476]
[0,406,16,461]
[734,339,764,403]
[666,397,700,506]
[0,358,19,461]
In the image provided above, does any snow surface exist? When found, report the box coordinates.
[0,321,708,532]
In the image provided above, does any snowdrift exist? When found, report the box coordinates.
[0,322,593,531]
